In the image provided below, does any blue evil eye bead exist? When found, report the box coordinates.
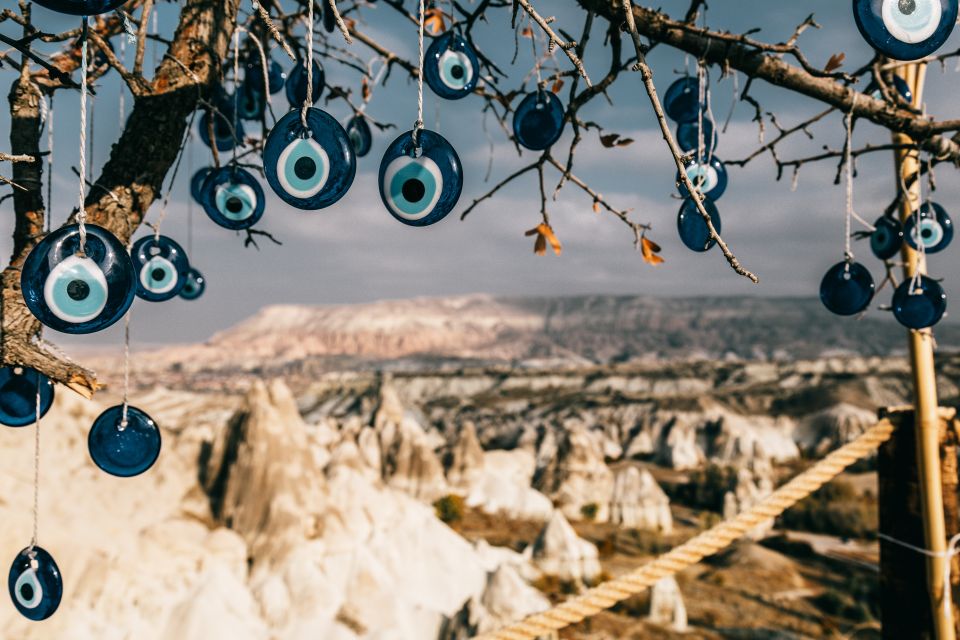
[190,168,212,204]
[379,129,463,227]
[904,202,953,254]
[853,0,959,61]
[200,166,265,230]
[130,235,190,302]
[513,91,565,151]
[247,59,286,95]
[0,367,54,428]
[237,81,267,121]
[893,275,947,328]
[820,261,875,316]
[677,119,718,155]
[32,0,128,15]
[179,268,206,301]
[346,115,373,158]
[677,154,728,201]
[285,60,325,107]
[21,224,135,334]
[8,546,62,621]
[88,405,161,477]
[199,102,245,152]
[262,108,356,210]
[677,197,721,252]
[424,31,480,100]
[871,216,904,260]
[664,77,704,123]
[867,74,914,103]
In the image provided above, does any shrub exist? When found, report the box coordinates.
[580,502,600,521]
[780,480,876,539]
[676,464,739,512]
[433,494,465,524]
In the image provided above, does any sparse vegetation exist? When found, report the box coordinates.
[580,502,600,521]
[780,481,877,539]
[433,494,466,525]
[676,464,739,513]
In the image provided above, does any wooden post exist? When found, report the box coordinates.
[885,61,957,640]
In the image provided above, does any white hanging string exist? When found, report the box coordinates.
[119,34,126,118]
[529,16,543,88]
[120,306,131,429]
[843,94,875,267]
[237,26,274,121]
[46,95,53,232]
[911,144,928,293]
[29,375,42,552]
[77,20,90,252]
[413,0,425,147]
[878,532,960,620]
[300,0,316,130]
[232,28,242,166]
[357,56,389,115]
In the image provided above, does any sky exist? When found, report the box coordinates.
[4,0,960,348]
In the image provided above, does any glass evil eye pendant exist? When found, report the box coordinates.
[200,166,266,230]
[0,367,54,428]
[424,31,480,100]
[677,154,728,201]
[904,202,953,253]
[247,59,286,95]
[677,197,721,252]
[379,129,463,227]
[31,0,127,15]
[853,0,959,61]
[893,275,947,328]
[820,261,876,316]
[179,268,206,301]
[88,405,161,477]
[663,77,705,123]
[285,60,325,107]
[866,74,913,103]
[346,115,373,158]
[199,102,245,152]
[871,216,904,260]
[21,224,136,334]
[677,118,718,155]
[513,91,566,151]
[263,108,356,210]
[190,168,212,205]
[8,546,62,621]
[130,235,190,302]
[237,81,267,121]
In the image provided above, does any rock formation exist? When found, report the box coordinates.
[609,466,673,533]
[533,424,614,522]
[648,576,688,632]
[529,511,602,583]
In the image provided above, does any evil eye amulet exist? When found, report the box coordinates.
[820,261,875,316]
[424,32,480,100]
[190,168,212,204]
[199,103,245,152]
[853,0,959,60]
[867,74,913,103]
[130,235,190,302]
[0,367,54,428]
[871,216,904,260]
[88,405,161,477]
[263,108,356,210]
[677,197,721,252]
[285,60,325,107]
[21,224,135,334]
[248,59,286,95]
[677,154,728,201]
[179,268,206,301]
[31,0,128,15]
[346,115,373,158]
[200,166,265,230]
[513,91,565,151]
[893,275,947,328]
[676,119,718,155]
[905,202,953,253]
[238,81,267,121]
[664,77,705,123]
[379,129,463,227]
[8,547,62,621]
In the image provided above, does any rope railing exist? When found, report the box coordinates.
[477,418,896,640]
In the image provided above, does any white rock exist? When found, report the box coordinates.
[609,466,673,533]
[648,576,688,633]
[530,511,601,583]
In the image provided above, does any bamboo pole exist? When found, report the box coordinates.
[892,62,956,640]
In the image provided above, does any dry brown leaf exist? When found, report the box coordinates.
[361,77,372,102]
[424,8,447,35]
[551,78,565,94]
[521,26,533,38]
[615,137,634,147]
[600,133,634,148]
[824,52,845,73]
[592,199,600,214]
[525,223,562,256]
[640,235,665,266]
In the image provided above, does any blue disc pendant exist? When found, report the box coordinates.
[248,59,286,95]
[871,216,904,260]
[676,118,718,155]
[262,107,356,210]
[190,168,212,204]
[904,202,953,254]
[179,268,206,301]
[866,74,913,103]
[199,101,245,152]
[346,115,373,158]
[237,81,267,121]
[88,405,161,477]
[853,0,958,60]
[513,91,565,151]
[893,275,947,328]
[820,261,875,316]
[0,367,54,428]
[8,546,62,621]
[130,235,190,302]
[424,31,480,100]
[379,129,463,227]
[32,0,127,15]
[677,197,721,252]
[21,224,136,334]
[200,166,265,230]
[663,77,704,123]
[677,154,728,201]
[285,60,325,107]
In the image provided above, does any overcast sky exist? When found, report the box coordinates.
[5,0,960,348]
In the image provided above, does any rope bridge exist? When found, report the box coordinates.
[478,418,896,640]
